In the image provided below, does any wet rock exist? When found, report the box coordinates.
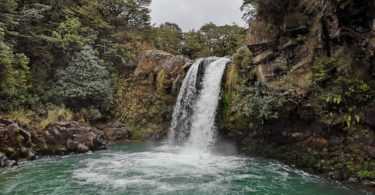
[103,124,130,141]
[136,50,189,78]
[0,152,9,167]
[66,139,79,151]
[247,41,277,55]
[45,121,107,154]
[76,144,89,153]
[365,146,375,158]
[348,177,358,183]
[7,123,19,133]
[253,50,275,65]
[47,121,74,128]
[362,109,375,128]
[19,146,30,158]
[27,151,36,160]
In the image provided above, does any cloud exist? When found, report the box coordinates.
[150,0,246,31]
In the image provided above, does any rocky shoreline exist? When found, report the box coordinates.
[0,118,132,167]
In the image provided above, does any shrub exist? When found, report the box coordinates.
[39,106,73,129]
[52,17,84,51]
[156,69,169,94]
[4,108,32,125]
[55,45,114,117]
[311,57,338,84]
[231,82,287,123]
[232,46,253,69]
[226,46,253,92]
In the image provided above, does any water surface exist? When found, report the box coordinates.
[0,143,367,195]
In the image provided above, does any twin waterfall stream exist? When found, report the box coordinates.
[169,57,229,151]
[0,58,362,194]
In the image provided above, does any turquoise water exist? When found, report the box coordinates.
[0,143,368,195]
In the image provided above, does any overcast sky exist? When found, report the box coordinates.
[150,0,246,32]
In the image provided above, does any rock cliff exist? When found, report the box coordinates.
[116,50,190,139]
[220,0,375,187]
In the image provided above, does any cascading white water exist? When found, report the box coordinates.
[168,59,201,144]
[169,57,230,151]
[187,58,229,151]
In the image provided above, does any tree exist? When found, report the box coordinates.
[98,0,151,30]
[152,22,183,54]
[52,17,84,51]
[55,45,113,114]
[0,27,30,95]
[187,23,246,57]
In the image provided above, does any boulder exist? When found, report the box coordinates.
[365,145,375,158]
[43,121,107,154]
[136,50,189,77]
[76,144,89,153]
[103,125,130,141]
[66,139,79,151]
[19,146,30,158]
[362,109,375,128]
[0,152,9,167]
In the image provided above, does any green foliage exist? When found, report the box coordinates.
[152,22,183,55]
[232,46,253,69]
[156,69,169,94]
[232,82,287,122]
[325,94,342,105]
[4,108,33,125]
[357,170,375,180]
[296,35,307,43]
[55,45,114,115]
[241,0,289,24]
[223,46,253,92]
[0,40,30,95]
[312,57,338,84]
[226,63,240,92]
[0,0,154,115]
[98,0,151,30]
[39,106,73,129]
[152,22,247,59]
[336,77,370,97]
[52,17,83,50]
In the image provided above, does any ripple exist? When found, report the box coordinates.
[0,144,366,195]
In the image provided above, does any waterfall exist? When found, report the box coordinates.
[169,57,230,151]
[168,59,201,144]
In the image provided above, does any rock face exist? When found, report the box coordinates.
[136,50,188,78]
[0,119,107,166]
[116,50,190,139]
[220,0,375,186]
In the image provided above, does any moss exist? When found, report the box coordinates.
[311,56,338,84]
[225,46,253,92]
[357,170,375,180]
[225,63,240,92]
[156,69,169,95]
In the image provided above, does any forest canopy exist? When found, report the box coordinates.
[0,0,246,118]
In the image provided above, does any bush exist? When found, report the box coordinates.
[4,108,33,125]
[231,82,287,122]
[39,106,73,129]
[311,57,338,84]
[55,45,114,117]
[226,46,253,91]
